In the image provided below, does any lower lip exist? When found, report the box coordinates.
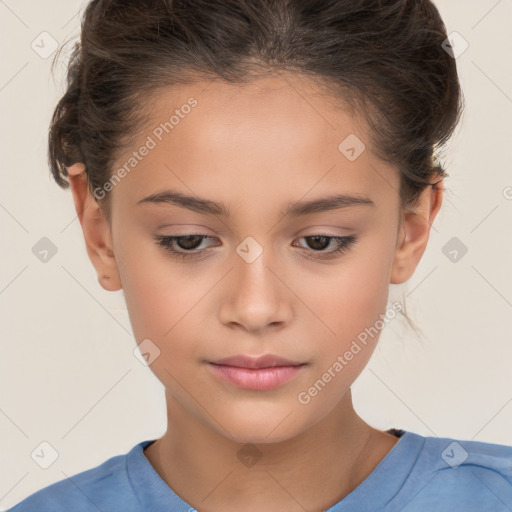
[208,363,306,390]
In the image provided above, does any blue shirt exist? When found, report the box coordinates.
[7,429,512,511]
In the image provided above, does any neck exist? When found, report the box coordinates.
[143,389,399,512]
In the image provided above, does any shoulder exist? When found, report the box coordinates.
[6,443,143,512]
[421,433,512,477]
[395,431,512,511]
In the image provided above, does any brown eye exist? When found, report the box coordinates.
[154,233,357,261]
[154,234,218,260]
[303,235,331,251]
[173,235,205,250]
[293,235,357,259]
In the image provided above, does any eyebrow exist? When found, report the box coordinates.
[137,189,375,217]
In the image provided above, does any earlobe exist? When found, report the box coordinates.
[390,180,444,285]
[67,163,122,292]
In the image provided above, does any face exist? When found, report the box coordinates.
[98,75,413,443]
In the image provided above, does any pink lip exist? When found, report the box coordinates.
[208,354,307,390]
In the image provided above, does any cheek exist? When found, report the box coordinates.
[122,265,202,342]
[302,244,395,371]
[308,256,392,335]
[115,236,188,342]
[120,263,205,391]
[117,245,221,377]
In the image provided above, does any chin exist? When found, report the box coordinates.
[215,407,308,445]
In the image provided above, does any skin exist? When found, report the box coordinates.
[66,74,443,511]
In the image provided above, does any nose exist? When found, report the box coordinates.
[217,248,293,334]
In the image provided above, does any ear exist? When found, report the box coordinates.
[67,163,122,292]
[390,178,444,284]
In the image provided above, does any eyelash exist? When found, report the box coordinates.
[153,233,357,261]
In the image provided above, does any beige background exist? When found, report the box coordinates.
[1,0,511,508]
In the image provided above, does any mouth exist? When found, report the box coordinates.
[207,354,308,390]
[209,354,306,369]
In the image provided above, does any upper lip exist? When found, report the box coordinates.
[209,355,305,369]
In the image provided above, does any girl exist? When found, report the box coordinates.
[8,0,512,511]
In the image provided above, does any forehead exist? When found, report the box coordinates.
[111,74,398,212]
[142,74,365,151]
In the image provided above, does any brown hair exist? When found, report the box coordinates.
[48,0,464,335]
